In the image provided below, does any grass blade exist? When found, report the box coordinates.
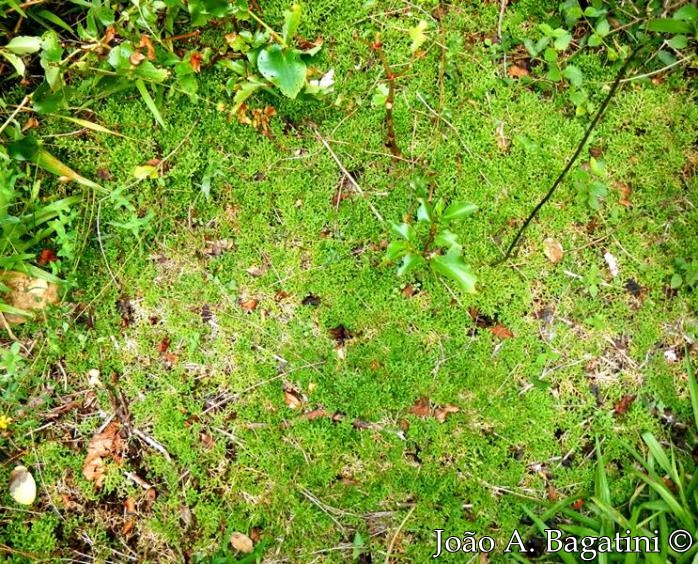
[135,79,166,129]
[49,114,132,139]
[34,148,103,191]
[686,350,698,431]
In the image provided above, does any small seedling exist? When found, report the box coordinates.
[386,196,478,293]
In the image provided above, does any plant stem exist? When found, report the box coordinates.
[247,10,287,48]
[372,39,402,160]
[492,42,644,266]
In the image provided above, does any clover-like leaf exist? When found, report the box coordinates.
[258,45,306,99]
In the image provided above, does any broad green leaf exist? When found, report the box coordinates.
[257,45,306,99]
[4,36,42,55]
[547,63,562,82]
[538,23,554,36]
[442,202,477,221]
[562,64,583,87]
[674,4,698,22]
[135,79,166,128]
[430,250,477,293]
[588,33,603,47]
[0,50,25,75]
[416,198,433,222]
[282,4,302,44]
[371,83,389,106]
[390,222,416,242]
[385,240,409,261]
[409,20,429,53]
[595,18,610,37]
[397,252,425,277]
[647,19,692,34]
[667,35,688,49]
[434,229,459,248]
[553,32,572,51]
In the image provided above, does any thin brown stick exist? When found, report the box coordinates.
[371,39,402,160]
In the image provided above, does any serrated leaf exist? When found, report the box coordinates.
[390,222,416,242]
[4,36,42,55]
[282,4,302,44]
[409,20,429,53]
[553,32,572,51]
[397,252,425,277]
[562,64,583,87]
[442,202,477,221]
[257,45,306,99]
[416,198,433,222]
[430,250,477,293]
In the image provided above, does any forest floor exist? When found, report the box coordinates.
[2,0,697,562]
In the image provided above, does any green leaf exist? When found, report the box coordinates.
[674,4,698,22]
[36,10,75,35]
[371,83,389,107]
[562,64,583,87]
[133,165,159,180]
[0,50,25,76]
[670,273,683,289]
[282,4,302,44]
[553,32,572,51]
[667,35,688,49]
[595,18,610,37]
[647,19,693,34]
[434,229,459,248]
[430,250,477,293]
[588,33,603,47]
[397,252,425,277]
[390,222,416,242]
[386,241,409,261]
[4,36,42,55]
[442,202,477,221]
[416,198,433,222]
[231,80,264,112]
[135,79,166,129]
[257,45,307,99]
[686,353,698,432]
[409,20,429,53]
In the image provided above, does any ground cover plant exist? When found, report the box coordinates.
[1,0,697,562]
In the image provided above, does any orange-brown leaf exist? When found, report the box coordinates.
[409,396,430,417]
[488,324,514,339]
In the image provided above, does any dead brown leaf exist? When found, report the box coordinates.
[82,421,123,488]
[409,396,431,417]
[230,532,254,553]
[328,324,353,344]
[239,298,259,312]
[0,271,59,324]
[190,52,202,73]
[129,51,145,66]
[507,64,530,78]
[613,394,637,416]
[202,238,234,257]
[138,36,156,60]
[614,181,632,207]
[283,388,303,409]
[488,324,514,339]
[303,407,328,421]
[543,238,563,264]
[434,404,459,423]
[246,266,266,277]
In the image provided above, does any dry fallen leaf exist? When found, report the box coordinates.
[201,238,234,257]
[283,388,303,409]
[238,298,259,312]
[129,51,145,65]
[507,64,529,78]
[434,404,459,423]
[543,238,564,264]
[138,36,156,60]
[246,266,265,277]
[488,324,514,339]
[409,396,431,417]
[614,181,632,207]
[0,271,59,324]
[190,52,202,73]
[230,532,254,553]
[82,420,123,488]
[613,394,637,416]
[9,465,36,505]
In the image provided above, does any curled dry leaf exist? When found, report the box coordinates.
[230,532,254,553]
[9,465,36,505]
[0,270,59,324]
[129,51,146,65]
[507,64,530,78]
[82,420,123,488]
[613,394,637,416]
[283,388,303,409]
[543,238,563,264]
[190,52,202,73]
[238,298,259,312]
[201,238,234,257]
[138,36,156,60]
[434,404,459,423]
[488,324,514,339]
[614,181,632,207]
[409,396,431,417]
